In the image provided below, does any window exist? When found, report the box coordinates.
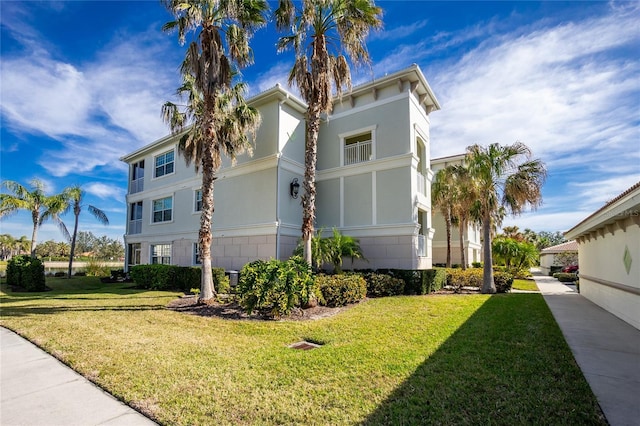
[151,244,171,264]
[127,243,141,268]
[152,196,172,223]
[130,160,144,193]
[193,243,202,265]
[129,201,143,234]
[344,132,372,165]
[154,150,174,178]
[194,189,202,212]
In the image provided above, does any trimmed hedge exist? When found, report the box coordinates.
[379,269,446,295]
[129,265,228,293]
[238,257,316,317]
[315,274,367,307]
[553,272,578,283]
[6,255,46,292]
[446,268,514,293]
[363,273,405,298]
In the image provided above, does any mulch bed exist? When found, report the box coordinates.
[167,295,358,321]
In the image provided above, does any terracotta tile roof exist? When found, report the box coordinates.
[541,240,579,253]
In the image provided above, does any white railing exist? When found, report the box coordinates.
[418,234,427,257]
[129,219,142,235]
[130,178,144,194]
[344,140,372,165]
[416,172,427,196]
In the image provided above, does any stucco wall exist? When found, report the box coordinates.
[577,221,639,329]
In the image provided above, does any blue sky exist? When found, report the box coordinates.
[1,0,639,244]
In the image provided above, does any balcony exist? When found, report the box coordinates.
[130,178,144,194]
[128,219,142,235]
[344,140,372,165]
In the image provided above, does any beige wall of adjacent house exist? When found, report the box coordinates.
[577,221,639,329]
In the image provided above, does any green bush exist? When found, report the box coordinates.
[238,257,316,317]
[315,274,367,307]
[130,265,230,293]
[85,259,111,277]
[494,271,514,293]
[54,271,66,277]
[472,262,483,268]
[363,273,405,298]
[74,271,87,277]
[378,269,446,295]
[173,267,201,293]
[6,255,46,292]
[553,272,578,283]
[549,265,563,276]
[212,267,230,294]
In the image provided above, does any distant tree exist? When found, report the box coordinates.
[75,231,98,254]
[554,251,578,267]
[535,231,566,250]
[0,179,67,257]
[465,142,547,293]
[94,235,124,260]
[35,240,70,259]
[59,186,109,278]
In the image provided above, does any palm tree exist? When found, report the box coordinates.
[162,0,267,302]
[465,142,547,293]
[432,167,456,267]
[0,179,67,257]
[450,164,479,270]
[275,0,382,264]
[59,186,109,278]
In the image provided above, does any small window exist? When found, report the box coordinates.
[193,243,202,265]
[194,189,202,212]
[344,132,372,165]
[154,150,175,178]
[151,244,171,264]
[152,196,172,223]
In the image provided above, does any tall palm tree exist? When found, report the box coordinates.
[162,0,267,302]
[275,0,382,264]
[59,186,109,278]
[465,142,547,293]
[432,167,456,267]
[0,179,67,257]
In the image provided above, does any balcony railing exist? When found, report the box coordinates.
[129,219,142,235]
[344,140,372,165]
[416,172,427,196]
[417,234,427,257]
[130,178,144,194]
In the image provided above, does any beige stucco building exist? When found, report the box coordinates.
[539,240,578,275]
[565,182,640,330]
[121,65,440,272]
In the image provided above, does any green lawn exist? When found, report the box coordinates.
[512,278,539,291]
[0,277,603,425]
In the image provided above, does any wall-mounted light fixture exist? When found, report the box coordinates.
[290,178,300,199]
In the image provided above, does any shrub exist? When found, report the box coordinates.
[315,274,367,307]
[549,265,563,276]
[472,262,483,268]
[553,272,578,283]
[378,269,446,295]
[130,264,174,290]
[85,259,110,277]
[363,273,405,298]
[173,267,201,293]
[238,257,316,317]
[494,271,514,293]
[212,268,230,294]
[74,271,87,277]
[6,255,46,292]
[54,272,66,277]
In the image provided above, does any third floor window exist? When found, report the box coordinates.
[154,150,174,178]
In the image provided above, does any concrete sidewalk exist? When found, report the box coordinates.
[0,327,157,426]
[533,273,640,426]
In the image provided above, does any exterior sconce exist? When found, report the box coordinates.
[290,178,300,199]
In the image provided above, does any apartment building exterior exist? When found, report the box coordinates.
[121,65,440,271]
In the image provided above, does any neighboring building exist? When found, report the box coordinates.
[121,65,440,272]
[539,240,578,275]
[565,182,640,330]
[430,154,482,267]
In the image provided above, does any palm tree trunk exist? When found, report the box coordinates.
[302,109,320,265]
[459,219,466,270]
[30,212,39,258]
[481,212,496,293]
[199,147,217,302]
[67,212,80,278]
[445,213,452,268]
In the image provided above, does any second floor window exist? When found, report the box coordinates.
[154,150,174,178]
[152,196,172,223]
[344,132,373,165]
[194,189,202,212]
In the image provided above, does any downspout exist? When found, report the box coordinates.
[275,100,283,260]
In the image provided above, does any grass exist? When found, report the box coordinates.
[512,278,539,291]
[0,277,604,425]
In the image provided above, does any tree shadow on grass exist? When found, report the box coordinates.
[362,294,606,425]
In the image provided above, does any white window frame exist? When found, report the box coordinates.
[152,195,173,224]
[154,149,175,179]
[151,244,172,265]
[340,125,377,166]
[194,189,203,213]
[193,242,202,265]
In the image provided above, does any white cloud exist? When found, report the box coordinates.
[370,19,429,41]
[84,182,125,202]
[254,62,296,95]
